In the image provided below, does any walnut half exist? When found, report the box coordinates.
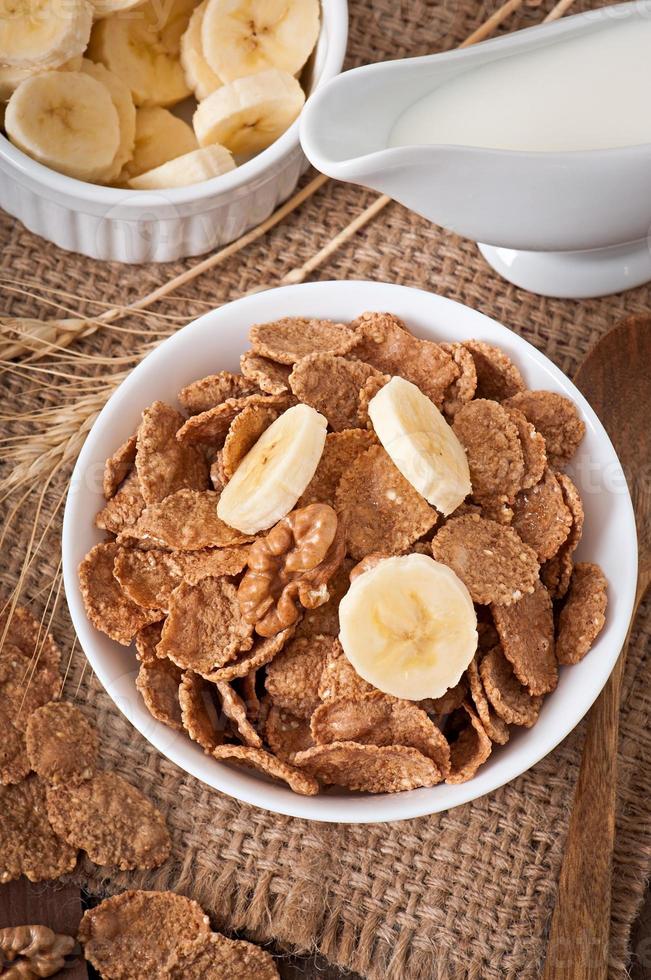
[0,926,75,978]
[238,503,345,637]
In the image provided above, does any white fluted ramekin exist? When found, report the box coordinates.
[0,1,347,263]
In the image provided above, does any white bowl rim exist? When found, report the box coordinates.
[0,0,348,209]
[62,279,638,824]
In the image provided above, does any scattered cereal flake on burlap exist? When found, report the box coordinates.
[216,682,262,747]
[176,393,287,447]
[0,776,77,883]
[136,658,184,732]
[0,644,60,732]
[114,546,250,611]
[136,401,209,505]
[103,434,137,499]
[294,741,441,792]
[358,372,390,427]
[118,489,251,551]
[511,468,573,562]
[135,622,163,662]
[265,634,335,718]
[179,671,227,751]
[0,604,61,672]
[78,542,162,646]
[25,702,98,784]
[556,562,607,665]
[0,708,30,785]
[441,342,477,419]
[502,390,586,467]
[418,676,468,717]
[46,771,170,870]
[504,406,547,490]
[95,471,145,536]
[264,704,314,762]
[221,404,279,480]
[249,317,357,364]
[207,628,294,682]
[479,646,543,726]
[212,743,319,795]
[317,639,376,701]
[491,579,556,694]
[463,340,526,401]
[453,399,525,503]
[289,353,384,432]
[178,371,259,415]
[299,431,376,509]
[168,933,280,980]
[295,558,354,638]
[240,350,291,395]
[336,445,438,559]
[349,311,458,407]
[78,890,211,980]
[311,692,451,775]
[445,703,492,784]
[158,576,254,677]
[431,514,539,606]
[466,658,510,745]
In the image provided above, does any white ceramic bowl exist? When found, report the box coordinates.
[62,280,637,823]
[0,0,347,264]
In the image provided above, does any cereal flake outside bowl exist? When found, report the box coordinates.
[62,280,637,823]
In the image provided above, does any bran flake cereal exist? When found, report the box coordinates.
[220,404,279,481]
[294,741,442,793]
[264,634,334,718]
[0,708,30,785]
[78,542,162,646]
[249,317,357,364]
[441,342,478,419]
[0,644,60,732]
[511,468,573,562]
[264,704,314,762]
[167,933,280,979]
[556,562,608,665]
[0,776,77,884]
[491,579,557,695]
[240,350,291,395]
[176,393,287,447]
[46,771,170,871]
[206,628,295,682]
[95,470,145,536]
[445,704,492,784]
[216,681,262,748]
[136,401,209,505]
[418,676,469,717]
[466,657,510,745]
[479,646,543,727]
[240,669,261,720]
[503,390,586,467]
[295,558,355,638]
[463,340,525,401]
[431,514,540,606]
[212,744,319,795]
[178,371,259,415]
[0,605,62,670]
[335,445,438,559]
[114,546,249,611]
[103,434,137,499]
[25,702,98,783]
[541,471,585,599]
[158,576,254,677]
[299,430,376,509]
[504,406,547,490]
[78,890,211,980]
[289,353,384,432]
[135,622,163,662]
[357,372,390,427]
[317,639,375,701]
[452,398,525,503]
[118,489,251,550]
[136,658,184,732]
[179,671,227,751]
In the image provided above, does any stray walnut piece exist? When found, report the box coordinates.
[0,925,75,979]
[238,503,345,637]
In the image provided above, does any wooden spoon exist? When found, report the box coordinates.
[543,315,651,979]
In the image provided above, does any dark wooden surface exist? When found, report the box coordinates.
[543,317,651,980]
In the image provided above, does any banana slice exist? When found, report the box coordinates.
[0,0,92,68]
[368,376,471,516]
[217,403,327,534]
[193,68,304,156]
[117,106,198,183]
[88,0,195,107]
[81,59,136,182]
[339,553,478,701]
[5,71,121,182]
[128,143,234,188]
[180,1,222,101]
[201,0,319,83]
[0,55,83,101]
[90,0,147,19]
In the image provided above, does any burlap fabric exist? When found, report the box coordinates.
[2,0,650,976]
